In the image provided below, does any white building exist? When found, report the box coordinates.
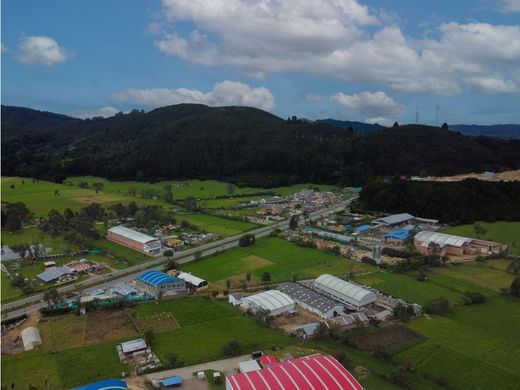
[107,225,161,255]
[313,274,377,309]
[20,327,42,351]
[176,272,208,291]
[240,290,295,316]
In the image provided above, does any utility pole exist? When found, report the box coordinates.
[415,107,419,124]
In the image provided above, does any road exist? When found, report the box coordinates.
[1,197,356,320]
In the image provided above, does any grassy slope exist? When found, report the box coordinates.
[2,176,166,217]
[442,221,520,255]
[176,213,257,236]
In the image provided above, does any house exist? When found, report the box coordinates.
[325,312,369,331]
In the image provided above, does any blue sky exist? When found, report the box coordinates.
[2,0,520,125]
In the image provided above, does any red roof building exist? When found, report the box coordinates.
[226,354,363,390]
[259,355,277,368]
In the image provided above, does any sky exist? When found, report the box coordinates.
[2,0,520,126]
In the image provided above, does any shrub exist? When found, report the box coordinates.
[222,340,242,357]
[425,297,450,314]
[463,291,486,304]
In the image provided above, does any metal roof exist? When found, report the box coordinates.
[37,266,72,282]
[241,290,295,312]
[278,283,344,315]
[314,274,377,307]
[373,213,415,225]
[108,225,159,244]
[20,327,42,350]
[227,354,363,390]
[160,376,183,386]
[120,338,147,354]
[239,360,262,373]
[74,379,128,390]
[177,272,207,287]
[414,231,473,248]
[137,270,179,286]
[384,229,410,240]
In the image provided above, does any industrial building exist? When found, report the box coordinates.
[373,213,438,228]
[278,283,345,319]
[314,274,377,309]
[414,231,506,256]
[20,327,42,351]
[36,266,74,283]
[325,312,369,331]
[107,226,161,255]
[135,270,186,297]
[226,354,363,390]
[74,379,128,390]
[175,272,208,291]
[240,290,295,316]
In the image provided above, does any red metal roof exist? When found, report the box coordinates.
[259,354,277,367]
[227,354,363,390]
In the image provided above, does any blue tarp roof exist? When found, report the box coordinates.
[354,224,371,232]
[161,376,183,386]
[384,229,410,240]
[74,379,127,390]
[137,270,178,286]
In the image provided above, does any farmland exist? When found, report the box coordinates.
[176,213,257,237]
[2,177,164,217]
[182,236,376,289]
[442,221,520,255]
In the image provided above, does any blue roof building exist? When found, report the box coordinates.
[74,379,127,390]
[384,229,410,241]
[135,270,185,297]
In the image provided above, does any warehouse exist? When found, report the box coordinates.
[107,226,161,255]
[240,290,295,316]
[176,272,208,291]
[414,231,506,256]
[36,266,74,283]
[278,283,345,319]
[226,354,363,390]
[20,327,42,351]
[135,270,186,297]
[314,274,377,309]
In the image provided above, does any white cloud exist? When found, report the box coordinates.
[332,91,405,116]
[153,1,520,95]
[69,106,120,119]
[366,117,392,127]
[17,36,69,66]
[498,0,520,12]
[305,93,323,102]
[113,80,275,111]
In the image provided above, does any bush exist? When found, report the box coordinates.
[239,234,256,247]
[425,297,450,314]
[222,340,242,357]
[463,291,486,304]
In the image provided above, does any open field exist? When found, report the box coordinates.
[347,325,426,354]
[1,227,79,254]
[442,221,520,255]
[2,177,165,217]
[177,213,258,236]
[68,176,339,201]
[182,237,376,289]
[1,271,23,301]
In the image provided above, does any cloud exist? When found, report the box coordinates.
[68,106,120,119]
[1,43,7,53]
[113,80,275,111]
[153,1,520,95]
[17,36,69,65]
[498,0,520,12]
[366,117,392,127]
[305,93,323,102]
[332,91,405,116]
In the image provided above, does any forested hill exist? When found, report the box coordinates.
[2,104,520,187]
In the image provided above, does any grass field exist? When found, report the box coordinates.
[2,177,165,217]
[442,221,520,255]
[1,271,23,301]
[68,176,339,201]
[183,237,376,289]
[177,213,257,237]
[1,227,79,254]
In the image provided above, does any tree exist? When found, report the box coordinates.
[222,340,241,357]
[425,297,450,314]
[194,251,202,261]
[5,212,22,232]
[441,122,449,130]
[510,276,520,297]
[462,291,486,304]
[183,196,197,212]
[144,328,155,347]
[166,352,178,368]
[78,181,89,189]
[393,121,399,128]
[54,189,60,197]
[163,249,174,260]
[239,234,256,247]
[163,185,174,204]
[227,183,236,194]
[289,215,299,230]
[473,222,486,238]
[127,201,139,216]
[226,279,232,290]
[246,272,252,285]
[42,288,60,308]
[157,289,164,302]
[92,182,104,194]
[261,272,271,285]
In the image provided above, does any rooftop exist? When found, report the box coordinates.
[414,231,473,248]
[108,225,159,244]
[137,270,179,286]
[314,274,377,306]
[278,283,343,314]
[120,338,147,354]
[241,290,295,312]
[373,213,415,226]
[37,266,72,282]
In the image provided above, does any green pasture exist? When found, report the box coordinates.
[1,227,79,254]
[442,221,520,255]
[177,213,257,237]
[2,176,165,217]
[183,237,376,285]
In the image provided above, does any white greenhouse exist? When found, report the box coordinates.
[240,290,295,316]
[313,274,377,309]
[20,327,42,351]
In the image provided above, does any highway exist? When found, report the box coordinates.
[1,197,356,320]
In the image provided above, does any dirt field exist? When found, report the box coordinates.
[273,307,322,333]
[85,309,138,344]
[427,169,520,182]
[348,325,426,354]
[1,312,41,355]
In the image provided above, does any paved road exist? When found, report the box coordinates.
[1,198,356,320]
